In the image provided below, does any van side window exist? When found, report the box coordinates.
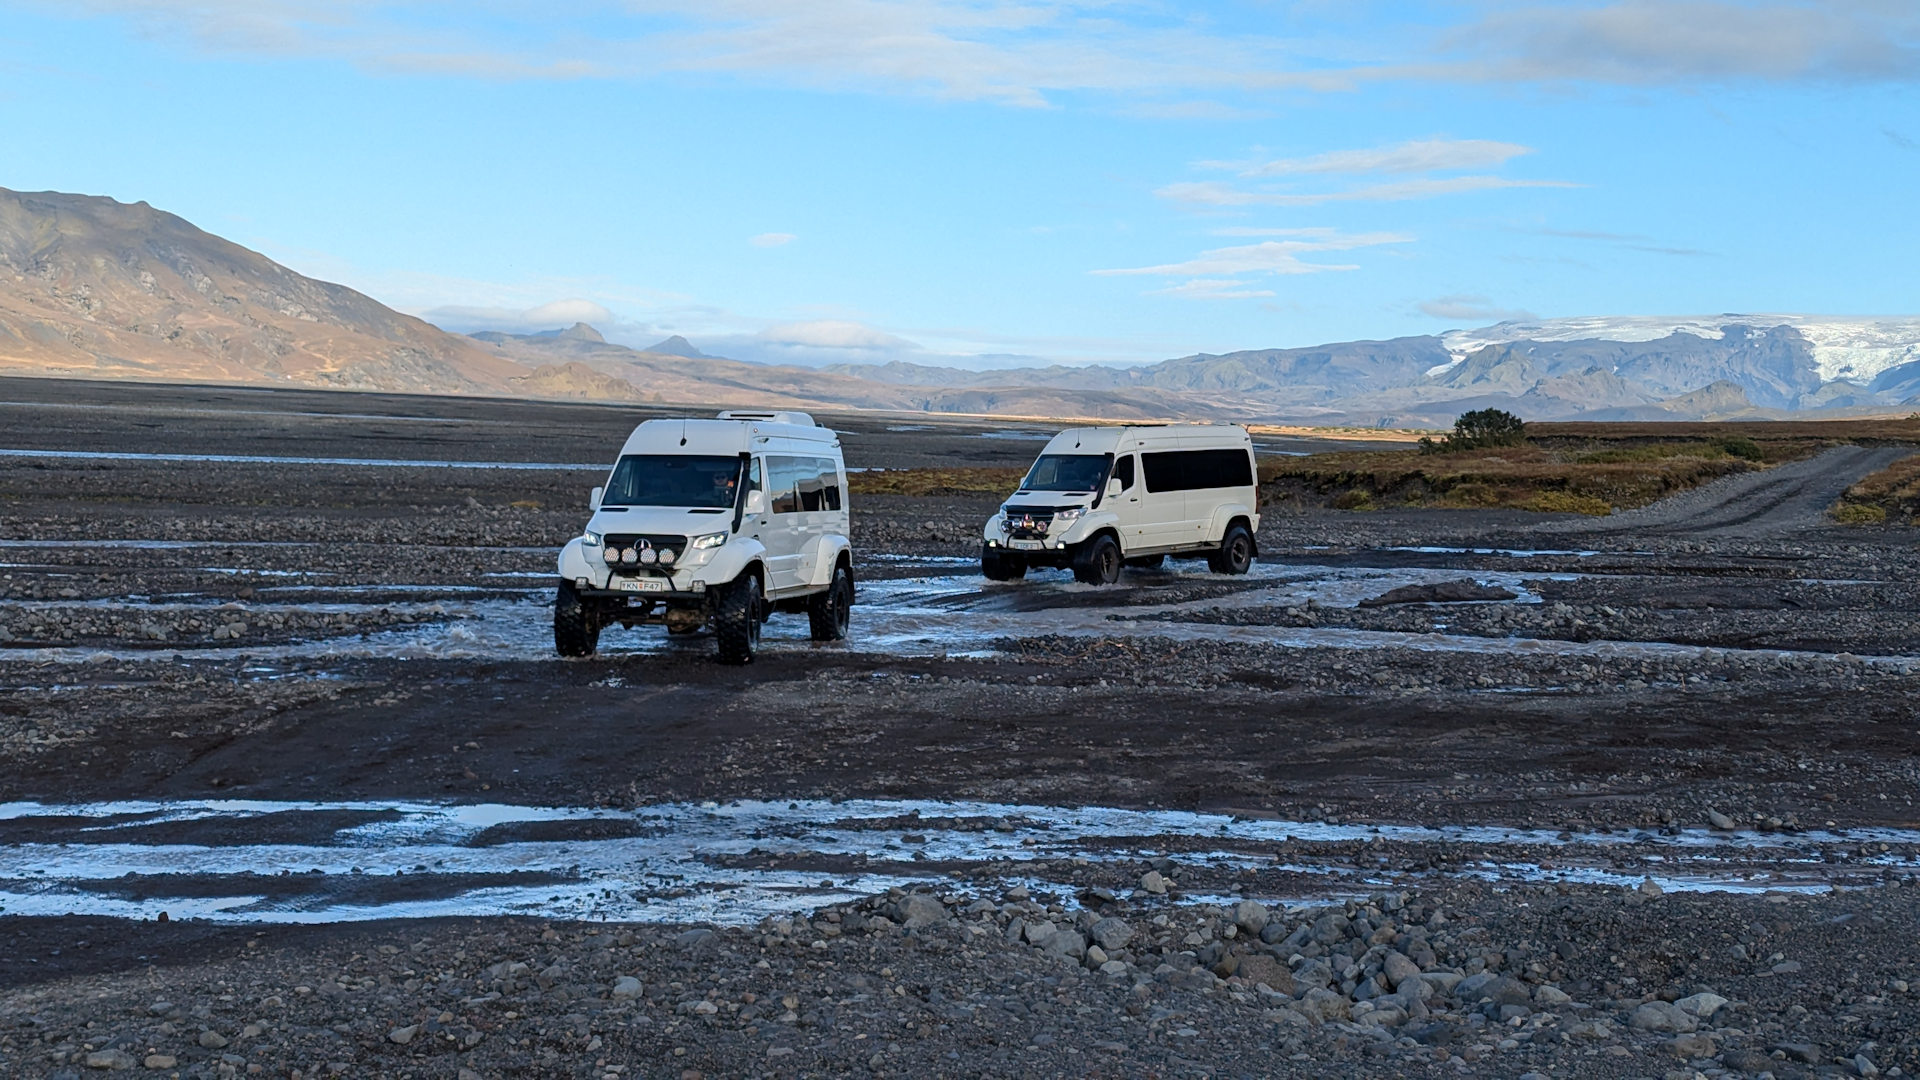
[767,456,843,513]
[1142,448,1254,493]
[815,457,843,512]
[1111,455,1135,490]
[766,456,803,514]
[747,457,762,494]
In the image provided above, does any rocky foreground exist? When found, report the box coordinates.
[7,875,1918,1079]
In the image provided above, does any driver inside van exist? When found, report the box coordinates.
[713,469,739,502]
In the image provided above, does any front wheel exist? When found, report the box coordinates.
[808,562,853,641]
[553,579,600,657]
[712,571,763,664]
[981,545,1027,581]
[1071,534,1123,585]
[1208,523,1255,575]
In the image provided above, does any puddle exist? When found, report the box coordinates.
[0,448,600,471]
[1,798,1910,925]
[1388,546,1603,558]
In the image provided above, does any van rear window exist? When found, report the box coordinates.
[1142,449,1253,493]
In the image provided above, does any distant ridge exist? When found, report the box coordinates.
[645,334,705,358]
[4,185,1918,423]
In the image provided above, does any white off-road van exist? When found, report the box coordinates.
[554,411,854,663]
[981,424,1259,585]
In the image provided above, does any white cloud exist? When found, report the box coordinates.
[44,0,1356,107]
[757,319,920,350]
[1442,1,1920,86]
[1158,175,1578,207]
[1147,279,1278,300]
[419,297,615,333]
[1208,138,1534,178]
[749,232,796,247]
[1095,233,1413,278]
[1417,295,1535,322]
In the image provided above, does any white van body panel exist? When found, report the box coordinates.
[982,423,1259,560]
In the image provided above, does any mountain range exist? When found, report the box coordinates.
[4,185,1918,425]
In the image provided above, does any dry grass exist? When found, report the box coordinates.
[848,467,1025,497]
[1257,422,1920,516]
[1833,452,1920,525]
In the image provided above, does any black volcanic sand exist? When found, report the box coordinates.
[2,377,1918,1078]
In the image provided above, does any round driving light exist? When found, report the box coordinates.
[639,547,658,565]
[600,546,617,563]
[620,547,638,564]
[658,548,676,565]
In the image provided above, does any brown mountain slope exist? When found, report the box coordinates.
[0,187,527,393]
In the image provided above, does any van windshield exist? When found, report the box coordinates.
[602,454,742,508]
[1020,454,1109,493]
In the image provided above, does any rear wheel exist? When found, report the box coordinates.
[1208,523,1255,575]
[713,570,762,664]
[553,579,600,657]
[981,545,1027,581]
[808,562,853,641]
[1071,534,1123,585]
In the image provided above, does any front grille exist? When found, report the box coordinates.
[1004,511,1053,540]
[603,533,687,574]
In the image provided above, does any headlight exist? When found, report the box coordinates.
[1054,507,1086,523]
[690,531,728,550]
[583,530,602,546]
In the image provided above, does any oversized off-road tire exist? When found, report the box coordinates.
[1071,534,1123,585]
[553,578,600,657]
[1208,523,1255,575]
[981,545,1027,581]
[712,570,763,664]
[1125,553,1166,570]
[808,561,854,641]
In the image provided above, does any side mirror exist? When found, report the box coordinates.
[589,486,603,511]
[1106,477,1124,498]
[744,489,767,515]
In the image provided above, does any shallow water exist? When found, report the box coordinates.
[7,564,1913,672]
[1,797,1909,925]
[0,447,601,471]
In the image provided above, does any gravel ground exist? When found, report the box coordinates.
[2,378,1918,1079]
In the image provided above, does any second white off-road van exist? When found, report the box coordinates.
[981,424,1259,584]
[554,411,853,663]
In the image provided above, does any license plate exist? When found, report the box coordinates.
[1011,539,1042,550]
[616,578,668,592]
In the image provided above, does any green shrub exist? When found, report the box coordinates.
[1832,502,1888,525]
[1331,488,1375,511]
[1715,436,1766,461]
[1420,409,1527,454]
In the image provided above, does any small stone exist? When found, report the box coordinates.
[1773,1041,1822,1064]
[1673,991,1727,1017]
[612,976,644,999]
[1708,810,1737,830]
[896,894,949,929]
[1085,945,1108,966]
[1668,1033,1717,1058]
[197,1030,229,1049]
[1099,959,1128,976]
[1629,1001,1696,1033]
[1232,899,1269,935]
[388,1024,418,1045]
[1139,870,1168,895]
[84,1049,136,1070]
[1381,951,1421,989]
[674,928,717,948]
[143,1055,177,1069]
[1533,984,1572,1005]
[1088,917,1134,952]
[1638,877,1665,898]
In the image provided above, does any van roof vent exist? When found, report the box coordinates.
[716,410,817,427]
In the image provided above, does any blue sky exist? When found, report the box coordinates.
[4,2,1916,368]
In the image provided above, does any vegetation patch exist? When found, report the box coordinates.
[849,466,1025,498]
[1263,418,1920,516]
[1832,451,1920,525]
